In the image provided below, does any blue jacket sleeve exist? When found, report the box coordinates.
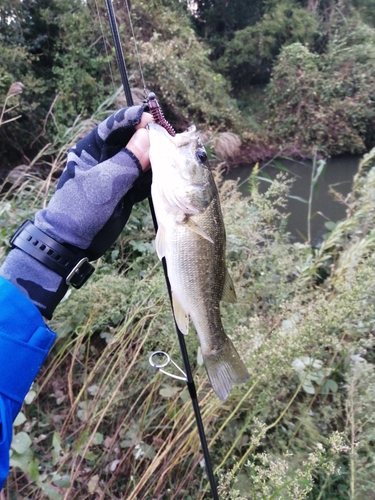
[0,277,56,490]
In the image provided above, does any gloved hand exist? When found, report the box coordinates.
[0,105,153,319]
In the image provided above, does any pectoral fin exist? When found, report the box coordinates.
[155,225,167,260]
[185,218,214,244]
[172,293,189,335]
[222,269,237,303]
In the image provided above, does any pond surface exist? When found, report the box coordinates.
[226,155,361,245]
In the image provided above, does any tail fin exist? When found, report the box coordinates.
[203,338,250,401]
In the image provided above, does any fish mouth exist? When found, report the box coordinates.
[147,122,196,133]
[147,122,173,136]
[148,122,199,148]
[147,122,177,149]
[147,122,166,131]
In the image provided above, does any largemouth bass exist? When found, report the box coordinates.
[148,122,249,401]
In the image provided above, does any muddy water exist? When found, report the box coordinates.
[226,155,361,245]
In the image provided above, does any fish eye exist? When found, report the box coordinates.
[196,147,207,163]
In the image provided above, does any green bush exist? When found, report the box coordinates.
[0,0,241,173]
[217,2,319,88]
[0,0,114,171]
[264,22,375,155]
[130,0,242,132]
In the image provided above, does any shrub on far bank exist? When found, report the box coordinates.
[264,22,375,156]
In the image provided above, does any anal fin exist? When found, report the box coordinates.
[172,293,189,335]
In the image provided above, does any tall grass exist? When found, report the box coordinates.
[2,104,375,498]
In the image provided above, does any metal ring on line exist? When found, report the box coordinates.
[149,351,170,369]
[149,351,187,382]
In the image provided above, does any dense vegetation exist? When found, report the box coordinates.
[2,0,375,498]
[3,0,375,172]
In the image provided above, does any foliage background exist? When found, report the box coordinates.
[3,0,375,172]
[2,0,375,498]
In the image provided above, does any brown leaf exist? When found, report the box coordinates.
[7,82,25,97]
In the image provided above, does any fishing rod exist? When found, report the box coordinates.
[104,0,220,498]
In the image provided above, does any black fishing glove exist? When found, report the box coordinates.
[0,105,152,319]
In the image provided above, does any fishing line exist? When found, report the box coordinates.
[123,0,147,95]
[102,1,219,498]
[94,0,117,95]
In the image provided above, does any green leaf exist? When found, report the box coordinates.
[56,323,73,339]
[88,475,100,494]
[111,249,119,261]
[324,221,337,231]
[41,483,63,500]
[134,442,156,460]
[13,411,27,427]
[271,161,296,176]
[159,385,181,398]
[11,432,32,454]
[87,384,100,396]
[10,448,33,474]
[257,175,273,184]
[24,390,37,405]
[82,450,98,461]
[111,310,123,324]
[288,195,308,203]
[314,159,326,183]
[302,380,315,394]
[321,379,338,394]
[77,402,89,422]
[52,432,62,465]
[93,432,104,445]
[75,429,90,452]
[29,458,40,482]
[52,475,71,488]
[179,388,191,404]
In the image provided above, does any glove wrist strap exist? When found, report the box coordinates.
[10,220,95,289]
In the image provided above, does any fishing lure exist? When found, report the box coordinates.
[147,92,176,137]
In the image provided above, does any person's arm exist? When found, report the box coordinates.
[1,105,152,319]
[0,105,152,490]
